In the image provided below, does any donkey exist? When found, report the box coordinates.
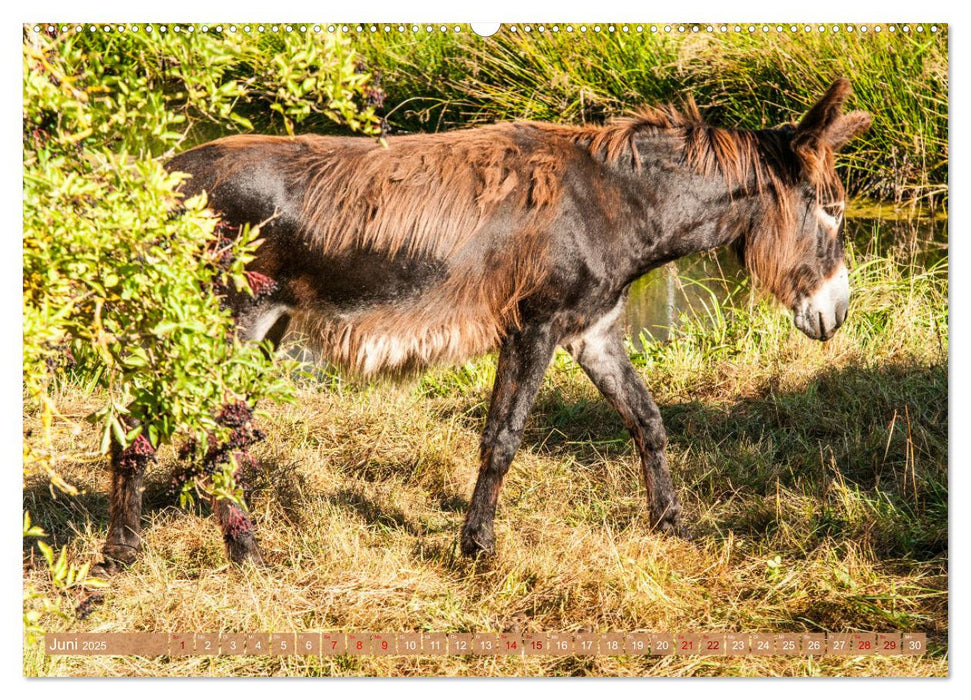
[100,79,869,569]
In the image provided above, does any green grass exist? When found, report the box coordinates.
[351,24,947,208]
[23,241,948,677]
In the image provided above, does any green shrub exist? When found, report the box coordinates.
[22,25,379,632]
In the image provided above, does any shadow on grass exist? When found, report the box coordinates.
[528,360,948,560]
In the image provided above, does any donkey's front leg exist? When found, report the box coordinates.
[567,326,684,536]
[461,325,557,558]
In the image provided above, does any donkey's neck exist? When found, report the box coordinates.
[606,137,766,285]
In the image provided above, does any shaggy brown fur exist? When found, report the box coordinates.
[176,84,863,372]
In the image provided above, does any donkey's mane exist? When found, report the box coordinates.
[272,99,818,266]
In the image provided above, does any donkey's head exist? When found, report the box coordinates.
[742,79,871,341]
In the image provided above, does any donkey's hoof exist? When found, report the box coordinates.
[652,507,688,539]
[101,542,140,570]
[225,534,265,567]
[460,522,496,559]
[670,522,693,541]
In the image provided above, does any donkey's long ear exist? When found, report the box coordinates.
[792,79,854,165]
[824,111,872,151]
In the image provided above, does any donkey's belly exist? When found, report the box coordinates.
[288,298,503,378]
[259,239,448,311]
[261,243,502,377]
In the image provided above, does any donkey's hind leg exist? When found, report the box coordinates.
[461,324,557,557]
[567,325,685,536]
[100,437,155,572]
[212,492,264,566]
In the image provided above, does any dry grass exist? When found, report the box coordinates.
[23,253,947,677]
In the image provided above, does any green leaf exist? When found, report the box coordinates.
[37,541,54,568]
[110,415,127,448]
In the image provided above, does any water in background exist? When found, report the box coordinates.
[624,212,948,348]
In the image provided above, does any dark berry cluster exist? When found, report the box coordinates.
[170,401,265,498]
[243,271,278,302]
[45,343,77,374]
[205,224,279,312]
[118,433,157,473]
[216,400,252,427]
[205,221,239,297]
[366,72,387,136]
[216,401,266,445]
[366,84,386,109]
[177,437,198,462]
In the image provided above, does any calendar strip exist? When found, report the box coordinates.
[44,632,927,657]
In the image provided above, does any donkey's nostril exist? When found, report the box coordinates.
[817,311,828,340]
[836,299,848,327]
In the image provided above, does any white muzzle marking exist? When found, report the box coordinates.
[793,265,850,341]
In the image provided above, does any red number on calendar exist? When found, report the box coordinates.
[858,640,871,650]
[681,640,694,651]
[381,640,389,651]
[706,641,719,650]
[330,641,338,650]
[355,641,363,650]
[884,640,897,650]
[531,640,543,651]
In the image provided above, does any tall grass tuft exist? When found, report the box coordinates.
[353,24,947,208]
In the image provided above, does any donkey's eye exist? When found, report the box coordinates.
[821,203,844,228]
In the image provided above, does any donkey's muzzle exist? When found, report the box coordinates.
[792,266,850,342]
